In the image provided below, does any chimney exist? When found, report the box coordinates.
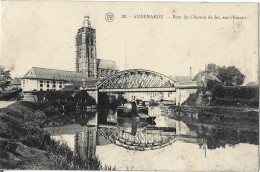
[190,67,192,78]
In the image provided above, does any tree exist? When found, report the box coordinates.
[206,64,245,86]
[0,66,11,90]
[218,66,245,86]
[205,63,219,76]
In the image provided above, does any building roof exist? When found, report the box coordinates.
[193,71,221,82]
[22,67,103,88]
[97,59,118,70]
[10,77,21,85]
[62,85,80,91]
[84,79,100,87]
[175,81,198,86]
[169,75,192,82]
[22,67,89,81]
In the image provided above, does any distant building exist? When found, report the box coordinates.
[75,16,118,78]
[6,77,21,90]
[170,75,192,83]
[21,67,98,92]
[192,71,221,87]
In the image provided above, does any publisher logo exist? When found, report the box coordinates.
[105,12,114,22]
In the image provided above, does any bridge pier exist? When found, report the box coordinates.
[175,88,197,105]
[84,89,99,105]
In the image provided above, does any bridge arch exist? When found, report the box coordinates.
[98,69,176,92]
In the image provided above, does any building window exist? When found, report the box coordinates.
[40,88,43,91]
[53,81,56,88]
[46,81,50,88]
[90,70,92,74]
[59,82,62,88]
[40,80,43,88]
[47,89,49,91]
[23,80,25,87]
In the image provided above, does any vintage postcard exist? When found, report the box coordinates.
[0,1,259,171]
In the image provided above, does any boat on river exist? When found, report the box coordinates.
[117,101,156,121]
[118,101,147,110]
[118,103,132,110]
[138,113,156,121]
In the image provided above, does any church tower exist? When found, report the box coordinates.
[75,16,97,78]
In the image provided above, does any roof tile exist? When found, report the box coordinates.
[97,59,118,70]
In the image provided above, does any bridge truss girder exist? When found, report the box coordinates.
[98,69,175,92]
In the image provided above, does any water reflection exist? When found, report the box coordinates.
[44,104,258,170]
[74,126,97,158]
[45,110,98,158]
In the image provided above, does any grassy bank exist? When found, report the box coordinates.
[0,101,111,170]
[183,84,259,108]
[167,105,258,126]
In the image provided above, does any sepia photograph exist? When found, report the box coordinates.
[0,1,259,171]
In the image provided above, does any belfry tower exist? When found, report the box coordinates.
[75,16,97,78]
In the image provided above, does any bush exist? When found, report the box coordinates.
[0,139,17,153]
[32,90,96,105]
[212,97,259,108]
[0,89,23,101]
[0,101,113,170]
[211,85,259,100]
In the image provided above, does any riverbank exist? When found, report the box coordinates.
[183,85,259,108]
[0,101,110,170]
[0,100,258,169]
[163,105,259,126]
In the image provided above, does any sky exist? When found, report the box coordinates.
[1,1,258,84]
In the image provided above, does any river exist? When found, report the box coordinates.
[44,105,259,171]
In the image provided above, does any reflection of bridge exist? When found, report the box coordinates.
[115,128,176,151]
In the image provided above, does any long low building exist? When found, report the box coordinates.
[21,67,100,92]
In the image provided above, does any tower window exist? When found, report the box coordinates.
[91,37,94,45]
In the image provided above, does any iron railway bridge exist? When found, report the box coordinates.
[98,69,176,92]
